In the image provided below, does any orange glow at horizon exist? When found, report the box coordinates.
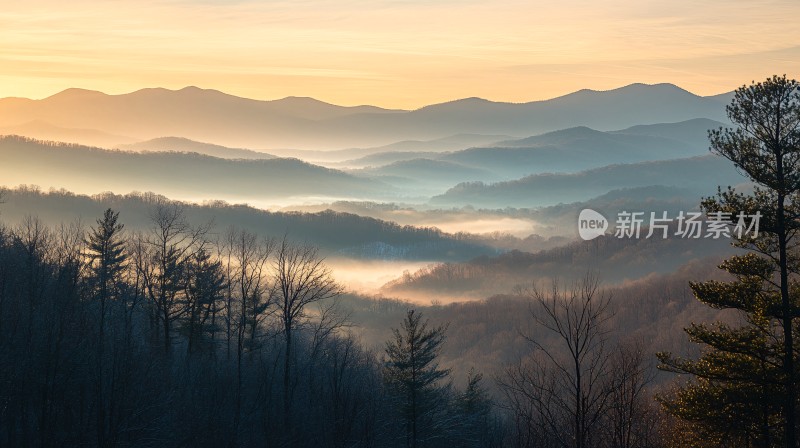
[1,0,799,109]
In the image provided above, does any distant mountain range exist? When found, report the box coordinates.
[263,134,513,163]
[0,115,738,208]
[355,159,503,194]
[0,83,732,149]
[435,121,720,177]
[431,155,747,207]
[0,82,740,213]
[0,136,394,203]
[347,119,729,193]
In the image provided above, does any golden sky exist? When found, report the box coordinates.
[1,0,799,108]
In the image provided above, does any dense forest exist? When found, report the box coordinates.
[0,202,670,447]
[0,201,496,447]
[1,77,799,448]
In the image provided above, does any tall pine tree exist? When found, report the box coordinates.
[85,208,127,448]
[658,75,800,448]
[384,309,450,448]
[86,208,127,308]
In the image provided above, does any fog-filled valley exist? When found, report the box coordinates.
[0,81,747,337]
[5,78,799,448]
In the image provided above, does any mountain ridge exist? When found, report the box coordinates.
[0,83,733,149]
[0,135,395,204]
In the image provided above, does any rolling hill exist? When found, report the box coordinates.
[340,119,725,190]
[431,155,747,208]
[0,120,137,148]
[355,159,502,192]
[0,135,394,203]
[610,118,729,148]
[0,186,496,261]
[119,136,276,159]
[380,230,739,302]
[265,133,510,164]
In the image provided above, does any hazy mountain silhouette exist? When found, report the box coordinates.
[451,128,697,176]
[119,136,276,160]
[0,115,733,207]
[610,118,729,148]
[355,159,502,192]
[336,151,441,168]
[341,119,724,187]
[0,120,137,148]
[349,133,511,153]
[706,91,736,105]
[320,83,732,149]
[0,83,731,149]
[266,133,511,163]
[496,118,726,149]
[0,136,394,202]
[0,87,401,149]
[380,123,711,181]
[431,155,746,208]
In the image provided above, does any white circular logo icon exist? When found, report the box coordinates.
[578,209,608,240]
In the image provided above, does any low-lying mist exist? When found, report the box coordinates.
[325,258,435,297]
[282,202,542,238]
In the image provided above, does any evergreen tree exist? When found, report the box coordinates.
[86,208,127,306]
[384,309,450,448]
[658,75,800,448]
[658,254,786,446]
[183,248,227,355]
[456,368,493,448]
[85,208,127,448]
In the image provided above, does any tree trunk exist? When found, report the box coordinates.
[284,324,293,441]
[778,188,796,448]
[163,311,171,354]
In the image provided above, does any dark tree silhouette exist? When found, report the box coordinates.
[0,205,510,448]
[658,75,800,448]
[274,237,343,443]
[138,202,208,353]
[183,247,226,355]
[86,209,127,307]
[384,309,450,448]
[85,208,128,447]
[499,275,614,448]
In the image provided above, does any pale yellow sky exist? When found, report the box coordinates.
[0,0,798,108]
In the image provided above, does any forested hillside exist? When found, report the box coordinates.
[0,187,495,261]
[0,203,730,448]
[0,136,395,203]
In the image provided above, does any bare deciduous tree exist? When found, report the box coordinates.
[138,202,209,353]
[274,237,343,442]
[604,341,658,448]
[223,227,275,433]
[501,275,613,448]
